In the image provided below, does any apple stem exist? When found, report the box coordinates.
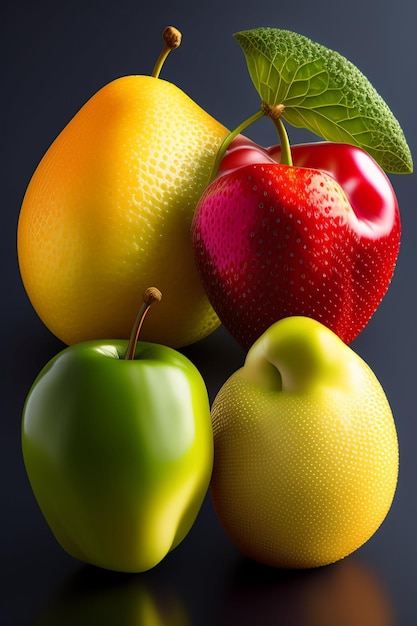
[124,287,162,360]
[209,109,265,182]
[151,26,182,78]
[261,103,293,166]
[210,102,293,181]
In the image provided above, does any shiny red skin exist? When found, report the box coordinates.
[192,139,401,350]
[219,137,397,227]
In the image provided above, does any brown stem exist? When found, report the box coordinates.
[124,287,162,360]
[151,26,182,78]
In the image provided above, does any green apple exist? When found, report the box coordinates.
[21,289,213,573]
[210,316,399,569]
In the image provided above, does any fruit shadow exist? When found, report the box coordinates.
[181,325,246,403]
[216,554,394,626]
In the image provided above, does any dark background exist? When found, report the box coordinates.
[2,0,416,623]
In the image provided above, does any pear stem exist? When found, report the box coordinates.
[124,287,162,360]
[151,26,182,78]
[209,109,265,182]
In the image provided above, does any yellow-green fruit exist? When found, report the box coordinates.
[17,75,228,347]
[210,316,399,569]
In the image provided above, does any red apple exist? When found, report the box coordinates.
[192,139,400,350]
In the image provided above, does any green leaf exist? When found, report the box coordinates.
[234,28,413,174]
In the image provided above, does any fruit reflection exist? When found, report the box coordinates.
[36,566,189,626]
[218,557,393,626]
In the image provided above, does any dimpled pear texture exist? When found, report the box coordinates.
[18,76,228,347]
[193,164,401,350]
[210,364,399,569]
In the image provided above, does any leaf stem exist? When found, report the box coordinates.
[124,288,162,360]
[209,109,265,182]
[261,103,293,166]
[151,26,182,78]
[209,102,293,182]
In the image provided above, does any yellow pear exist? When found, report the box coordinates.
[17,27,228,347]
[210,316,398,568]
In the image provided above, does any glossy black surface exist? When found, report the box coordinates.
[3,1,417,623]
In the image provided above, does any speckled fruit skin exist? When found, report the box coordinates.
[192,161,401,350]
[210,316,399,569]
[17,75,229,348]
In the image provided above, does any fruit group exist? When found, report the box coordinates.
[210,316,398,568]
[17,34,228,348]
[21,289,214,573]
[18,24,410,578]
[192,142,401,350]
